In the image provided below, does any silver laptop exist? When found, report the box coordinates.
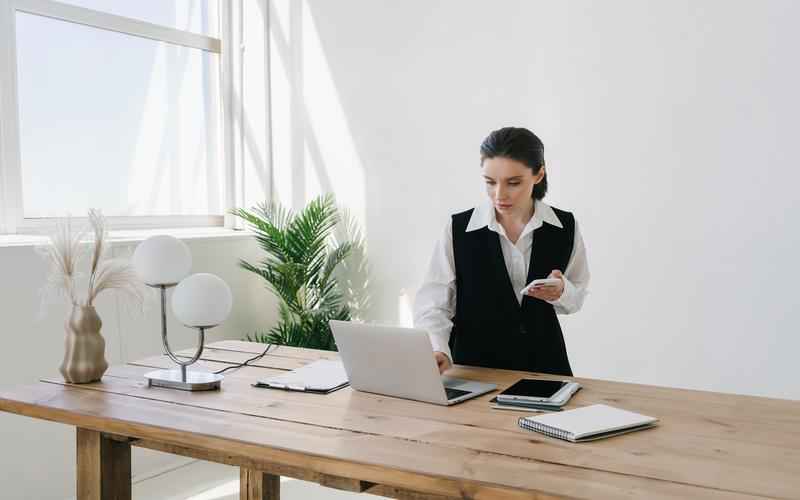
[329,320,496,405]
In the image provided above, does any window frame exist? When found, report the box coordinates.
[0,0,242,235]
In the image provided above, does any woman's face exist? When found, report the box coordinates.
[482,157,543,215]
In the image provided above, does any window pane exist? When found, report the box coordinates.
[56,0,218,37]
[16,12,223,218]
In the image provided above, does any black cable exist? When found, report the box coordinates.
[213,343,273,375]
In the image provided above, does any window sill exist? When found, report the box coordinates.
[0,227,254,249]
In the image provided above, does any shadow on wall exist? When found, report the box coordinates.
[264,0,392,321]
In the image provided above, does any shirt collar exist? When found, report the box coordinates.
[466,199,564,233]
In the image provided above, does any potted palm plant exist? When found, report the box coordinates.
[232,194,369,351]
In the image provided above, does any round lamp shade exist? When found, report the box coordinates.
[132,235,192,286]
[171,273,232,328]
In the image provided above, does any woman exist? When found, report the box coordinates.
[413,127,589,376]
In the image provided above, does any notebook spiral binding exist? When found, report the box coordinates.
[517,416,573,441]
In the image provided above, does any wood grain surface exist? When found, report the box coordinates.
[1,340,798,499]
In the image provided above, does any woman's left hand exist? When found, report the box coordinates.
[528,270,565,301]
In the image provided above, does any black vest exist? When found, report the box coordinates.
[449,206,575,375]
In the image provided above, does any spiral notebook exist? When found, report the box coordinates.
[518,404,658,442]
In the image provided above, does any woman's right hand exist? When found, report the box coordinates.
[434,351,452,374]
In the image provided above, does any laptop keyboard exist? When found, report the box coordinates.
[445,387,471,400]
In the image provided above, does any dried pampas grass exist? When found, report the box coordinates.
[37,210,145,311]
[36,216,85,306]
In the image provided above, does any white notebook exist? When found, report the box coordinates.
[518,404,658,442]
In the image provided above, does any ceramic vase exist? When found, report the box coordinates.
[59,304,108,383]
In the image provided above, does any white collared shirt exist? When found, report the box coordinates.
[413,199,590,363]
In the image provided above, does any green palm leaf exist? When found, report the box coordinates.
[232,194,369,351]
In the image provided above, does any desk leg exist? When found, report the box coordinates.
[76,428,132,500]
[240,468,280,500]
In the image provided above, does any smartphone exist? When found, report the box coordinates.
[519,278,562,295]
[496,379,581,404]
[488,396,565,412]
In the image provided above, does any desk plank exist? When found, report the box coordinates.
[3,340,798,499]
[180,345,800,448]
[168,348,313,371]
[203,341,800,419]
[39,361,800,499]
[0,382,760,500]
[208,341,334,360]
[113,356,800,454]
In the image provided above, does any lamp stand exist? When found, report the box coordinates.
[144,285,223,391]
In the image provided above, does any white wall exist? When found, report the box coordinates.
[4,1,800,497]
[0,235,277,499]
[271,0,800,400]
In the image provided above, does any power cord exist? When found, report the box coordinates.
[212,343,274,375]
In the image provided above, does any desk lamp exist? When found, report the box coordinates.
[132,235,232,391]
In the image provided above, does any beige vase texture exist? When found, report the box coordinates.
[60,304,108,383]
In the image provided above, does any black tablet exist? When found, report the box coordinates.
[497,379,577,403]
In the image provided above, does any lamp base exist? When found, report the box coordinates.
[145,369,223,391]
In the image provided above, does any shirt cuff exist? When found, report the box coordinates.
[429,335,453,365]
[546,275,575,310]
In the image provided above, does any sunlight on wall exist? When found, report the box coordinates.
[241,0,271,209]
[266,0,385,320]
[268,0,366,231]
[269,0,294,209]
[398,289,414,328]
[304,142,322,197]
[301,4,366,228]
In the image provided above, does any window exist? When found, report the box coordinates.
[0,0,235,232]
[54,0,219,37]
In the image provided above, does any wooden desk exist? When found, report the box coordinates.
[0,340,797,499]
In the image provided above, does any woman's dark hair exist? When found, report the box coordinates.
[480,127,547,200]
